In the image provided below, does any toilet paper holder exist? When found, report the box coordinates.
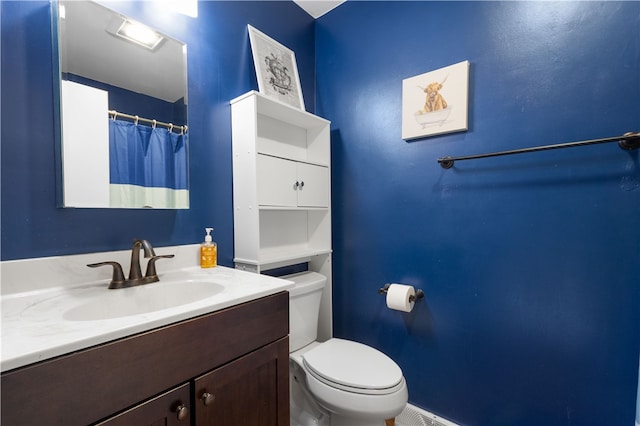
[378,283,425,303]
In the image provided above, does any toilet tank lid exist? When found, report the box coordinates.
[282,271,326,297]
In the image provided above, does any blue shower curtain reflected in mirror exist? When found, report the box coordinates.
[109,120,188,208]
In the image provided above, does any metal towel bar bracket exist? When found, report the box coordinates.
[437,131,640,169]
[378,283,425,303]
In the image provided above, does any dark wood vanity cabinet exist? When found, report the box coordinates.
[1,292,290,426]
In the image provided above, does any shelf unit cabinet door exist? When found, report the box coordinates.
[95,383,191,426]
[296,163,329,207]
[194,337,289,426]
[257,154,297,207]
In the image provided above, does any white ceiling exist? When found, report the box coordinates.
[293,0,346,18]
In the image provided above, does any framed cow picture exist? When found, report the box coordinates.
[402,60,470,140]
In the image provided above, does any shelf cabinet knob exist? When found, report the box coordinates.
[175,403,189,421]
[201,392,215,406]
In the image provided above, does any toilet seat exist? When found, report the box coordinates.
[302,338,405,395]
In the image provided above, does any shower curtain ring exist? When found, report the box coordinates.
[134,115,139,125]
[169,124,174,133]
[152,119,157,129]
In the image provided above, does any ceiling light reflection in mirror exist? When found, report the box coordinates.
[112,20,165,50]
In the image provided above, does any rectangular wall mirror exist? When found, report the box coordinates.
[54,1,189,209]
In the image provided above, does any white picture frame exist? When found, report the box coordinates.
[248,25,305,110]
[402,60,470,140]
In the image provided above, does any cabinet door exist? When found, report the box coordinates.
[296,163,329,207]
[257,154,329,208]
[95,383,190,426]
[194,337,289,426]
[258,154,297,207]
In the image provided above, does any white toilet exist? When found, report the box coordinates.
[286,271,408,426]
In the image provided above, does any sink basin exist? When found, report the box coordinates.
[62,279,224,321]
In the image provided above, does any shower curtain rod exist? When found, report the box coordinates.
[437,131,640,169]
[109,110,187,134]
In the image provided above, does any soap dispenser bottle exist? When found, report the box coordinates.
[200,227,217,268]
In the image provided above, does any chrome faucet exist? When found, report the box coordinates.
[87,239,175,289]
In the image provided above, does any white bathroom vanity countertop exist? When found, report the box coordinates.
[1,261,293,372]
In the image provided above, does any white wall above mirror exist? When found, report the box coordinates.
[55,1,189,209]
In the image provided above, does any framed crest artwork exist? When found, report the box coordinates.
[248,25,305,110]
[402,60,470,140]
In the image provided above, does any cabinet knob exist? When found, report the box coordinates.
[175,403,189,421]
[201,392,215,406]
[299,181,304,189]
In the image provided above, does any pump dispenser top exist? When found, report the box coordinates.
[200,227,217,268]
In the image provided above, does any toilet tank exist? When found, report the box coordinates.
[283,271,327,352]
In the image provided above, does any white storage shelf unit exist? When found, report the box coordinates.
[231,91,332,272]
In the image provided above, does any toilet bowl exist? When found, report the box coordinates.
[286,272,408,426]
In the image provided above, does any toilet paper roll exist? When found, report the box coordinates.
[385,284,416,313]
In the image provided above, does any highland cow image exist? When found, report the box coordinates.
[420,76,448,112]
[402,61,469,140]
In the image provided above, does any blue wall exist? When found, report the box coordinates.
[0,0,314,262]
[316,2,640,425]
[2,1,639,425]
